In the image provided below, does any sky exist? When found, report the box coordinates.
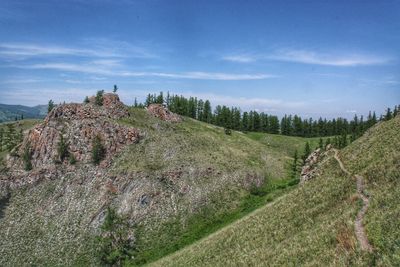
[0,0,399,119]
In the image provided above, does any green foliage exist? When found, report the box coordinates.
[5,123,16,151]
[69,153,77,165]
[22,143,32,171]
[48,100,55,114]
[92,135,106,165]
[95,90,105,106]
[97,207,135,266]
[224,128,232,135]
[57,134,69,162]
[291,149,298,178]
[302,141,311,164]
[113,85,118,93]
[84,96,90,104]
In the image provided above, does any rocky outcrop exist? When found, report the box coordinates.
[147,104,182,122]
[6,93,140,171]
[300,148,324,183]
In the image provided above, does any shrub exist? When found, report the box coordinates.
[69,153,77,165]
[22,144,32,171]
[224,128,232,135]
[92,135,106,165]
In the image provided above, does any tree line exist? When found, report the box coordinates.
[138,91,399,139]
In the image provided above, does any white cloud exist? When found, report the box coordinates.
[222,55,256,63]
[222,49,392,66]
[0,41,156,60]
[346,110,357,113]
[20,62,274,80]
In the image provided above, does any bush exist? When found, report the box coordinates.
[22,144,32,171]
[92,135,106,165]
[224,128,232,135]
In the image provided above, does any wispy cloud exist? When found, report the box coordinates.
[19,62,274,80]
[0,41,156,60]
[222,55,256,63]
[222,49,393,66]
[269,49,392,66]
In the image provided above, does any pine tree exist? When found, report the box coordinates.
[325,137,331,149]
[318,138,323,149]
[302,142,311,164]
[57,134,69,162]
[385,108,392,121]
[92,135,106,165]
[156,91,164,104]
[113,84,118,93]
[291,150,298,178]
[84,96,90,104]
[22,143,33,171]
[134,97,138,108]
[203,100,212,123]
[95,90,105,106]
[5,123,16,151]
[48,99,55,113]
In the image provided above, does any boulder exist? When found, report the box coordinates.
[146,104,182,122]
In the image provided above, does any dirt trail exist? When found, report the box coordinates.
[333,149,373,252]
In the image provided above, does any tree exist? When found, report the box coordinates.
[325,137,331,149]
[156,91,164,104]
[113,84,118,93]
[95,90,105,106]
[302,142,311,164]
[22,143,33,171]
[291,150,298,178]
[97,207,135,266]
[318,138,324,150]
[84,96,90,104]
[48,99,55,113]
[385,108,392,121]
[92,135,106,165]
[57,134,69,162]
[203,100,212,123]
[5,123,16,151]
[133,97,138,108]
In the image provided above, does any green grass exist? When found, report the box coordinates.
[149,116,400,267]
[340,116,400,265]
[113,108,323,265]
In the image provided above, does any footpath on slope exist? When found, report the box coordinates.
[333,149,373,252]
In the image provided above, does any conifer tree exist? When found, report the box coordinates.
[385,108,392,121]
[92,135,106,165]
[156,91,164,104]
[57,134,69,162]
[203,100,212,123]
[84,96,90,104]
[48,99,55,113]
[292,150,298,178]
[134,97,138,108]
[325,137,331,149]
[302,142,311,164]
[318,138,323,149]
[113,84,118,93]
[95,90,105,106]
[22,143,33,171]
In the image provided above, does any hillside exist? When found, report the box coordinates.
[0,96,323,266]
[150,115,400,266]
[0,103,47,122]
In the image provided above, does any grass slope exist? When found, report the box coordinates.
[150,116,400,267]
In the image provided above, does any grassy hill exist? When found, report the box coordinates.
[149,115,400,266]
[0,108,327,266]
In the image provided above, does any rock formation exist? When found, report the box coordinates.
[300,148,324,183]
[4,93,140,178]
[146,104,182,122]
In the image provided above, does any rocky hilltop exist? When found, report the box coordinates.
[2,93,140,192]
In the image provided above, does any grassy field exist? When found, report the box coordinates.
[113,108,327,265]
[149,116,400,267]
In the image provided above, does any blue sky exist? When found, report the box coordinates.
[0,0,399,118]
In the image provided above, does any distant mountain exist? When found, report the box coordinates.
[0,103,47,123]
